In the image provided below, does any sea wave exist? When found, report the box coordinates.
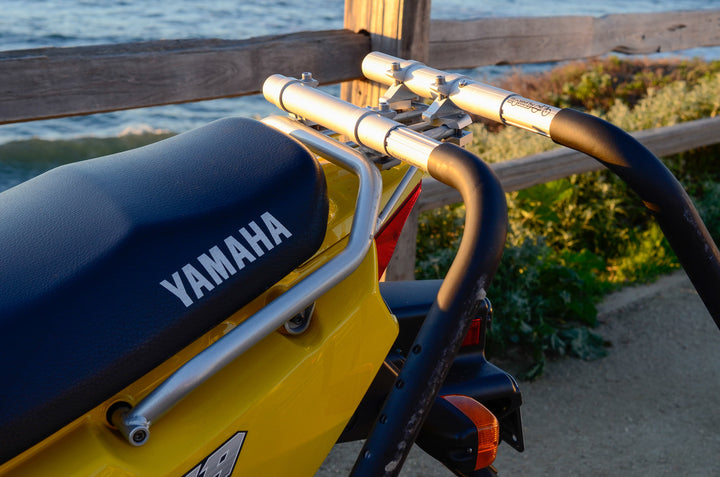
[0,131,175,193]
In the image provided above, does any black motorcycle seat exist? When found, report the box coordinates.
[0,117,328,463]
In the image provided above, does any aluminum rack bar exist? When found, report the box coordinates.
[263,74,442,171]
[362,51,560,136]
[376,165,419,230]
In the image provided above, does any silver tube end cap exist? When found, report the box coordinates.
[115,411,151,446]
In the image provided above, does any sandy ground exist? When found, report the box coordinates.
[315,271,720,476]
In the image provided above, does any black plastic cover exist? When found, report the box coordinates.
[0,117,328,462]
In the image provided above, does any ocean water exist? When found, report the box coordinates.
[1,0,720,189]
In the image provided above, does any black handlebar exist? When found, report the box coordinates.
[350,143,508,477]
[550,108,720,328]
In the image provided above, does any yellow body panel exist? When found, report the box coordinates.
[0,160,422,476]
[1,247,394,477]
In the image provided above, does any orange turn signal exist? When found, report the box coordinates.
[441,395,500,470]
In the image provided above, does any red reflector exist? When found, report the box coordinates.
[461,318,483,347]
[375,183,422,279]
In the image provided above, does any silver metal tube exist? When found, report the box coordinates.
[119,116,383,446]
[385,128,440,167]
[376,165,419,230]
[362,52,560,137]
[263,74,441,171]
[262,115,383,239]
[264,75,379,147]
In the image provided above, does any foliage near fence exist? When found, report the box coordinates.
[417,57,720,378]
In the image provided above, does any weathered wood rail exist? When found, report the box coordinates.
[0,31,369,124]
[1,0,719,279]
[430,10,720,69]
[3,7,720,124]
[419,116,720,212]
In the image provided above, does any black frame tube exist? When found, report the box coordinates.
[550,108,720,328]
[350,143,508,477]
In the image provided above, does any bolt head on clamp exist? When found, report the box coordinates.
[110,404,151,446]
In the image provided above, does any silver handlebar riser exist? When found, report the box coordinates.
[362,51,560,136]
[263,75,441,171]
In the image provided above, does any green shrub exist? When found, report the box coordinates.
[605,73,720,130]
[487,238,608,379]
[696,181,720,241]
[497,56,720,113]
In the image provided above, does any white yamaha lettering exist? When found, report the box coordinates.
[160,211,293,307]
[184,432,246,477]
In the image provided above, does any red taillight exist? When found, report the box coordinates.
[374,183,422,279]
[461,318,483,347]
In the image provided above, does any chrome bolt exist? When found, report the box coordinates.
[300,71,319,88]
[434,75,448,99]
[390,62,402,85]
[131,428,148,445]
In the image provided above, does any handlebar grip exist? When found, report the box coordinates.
[549,108,720,328]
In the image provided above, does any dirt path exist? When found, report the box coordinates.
[316,271,720,475]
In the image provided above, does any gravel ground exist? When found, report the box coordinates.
[316,271,720,476]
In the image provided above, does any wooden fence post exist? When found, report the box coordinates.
[343,0,430,281]
[341,0,431,108]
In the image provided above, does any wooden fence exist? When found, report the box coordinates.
[1,0,719,279]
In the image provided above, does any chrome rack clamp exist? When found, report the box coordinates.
[422,75,473,148]
[363,52,560,137]
[380,62,419,110]
[289,72,321,125]
[376,98,396,118]
[380,84,418,111]
[386,61,404,85]
[384,64,473,148]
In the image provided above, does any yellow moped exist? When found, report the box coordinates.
[2,53,718,477]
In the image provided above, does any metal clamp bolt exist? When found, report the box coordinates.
[430,75,452,99]
[300,72,319,88]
